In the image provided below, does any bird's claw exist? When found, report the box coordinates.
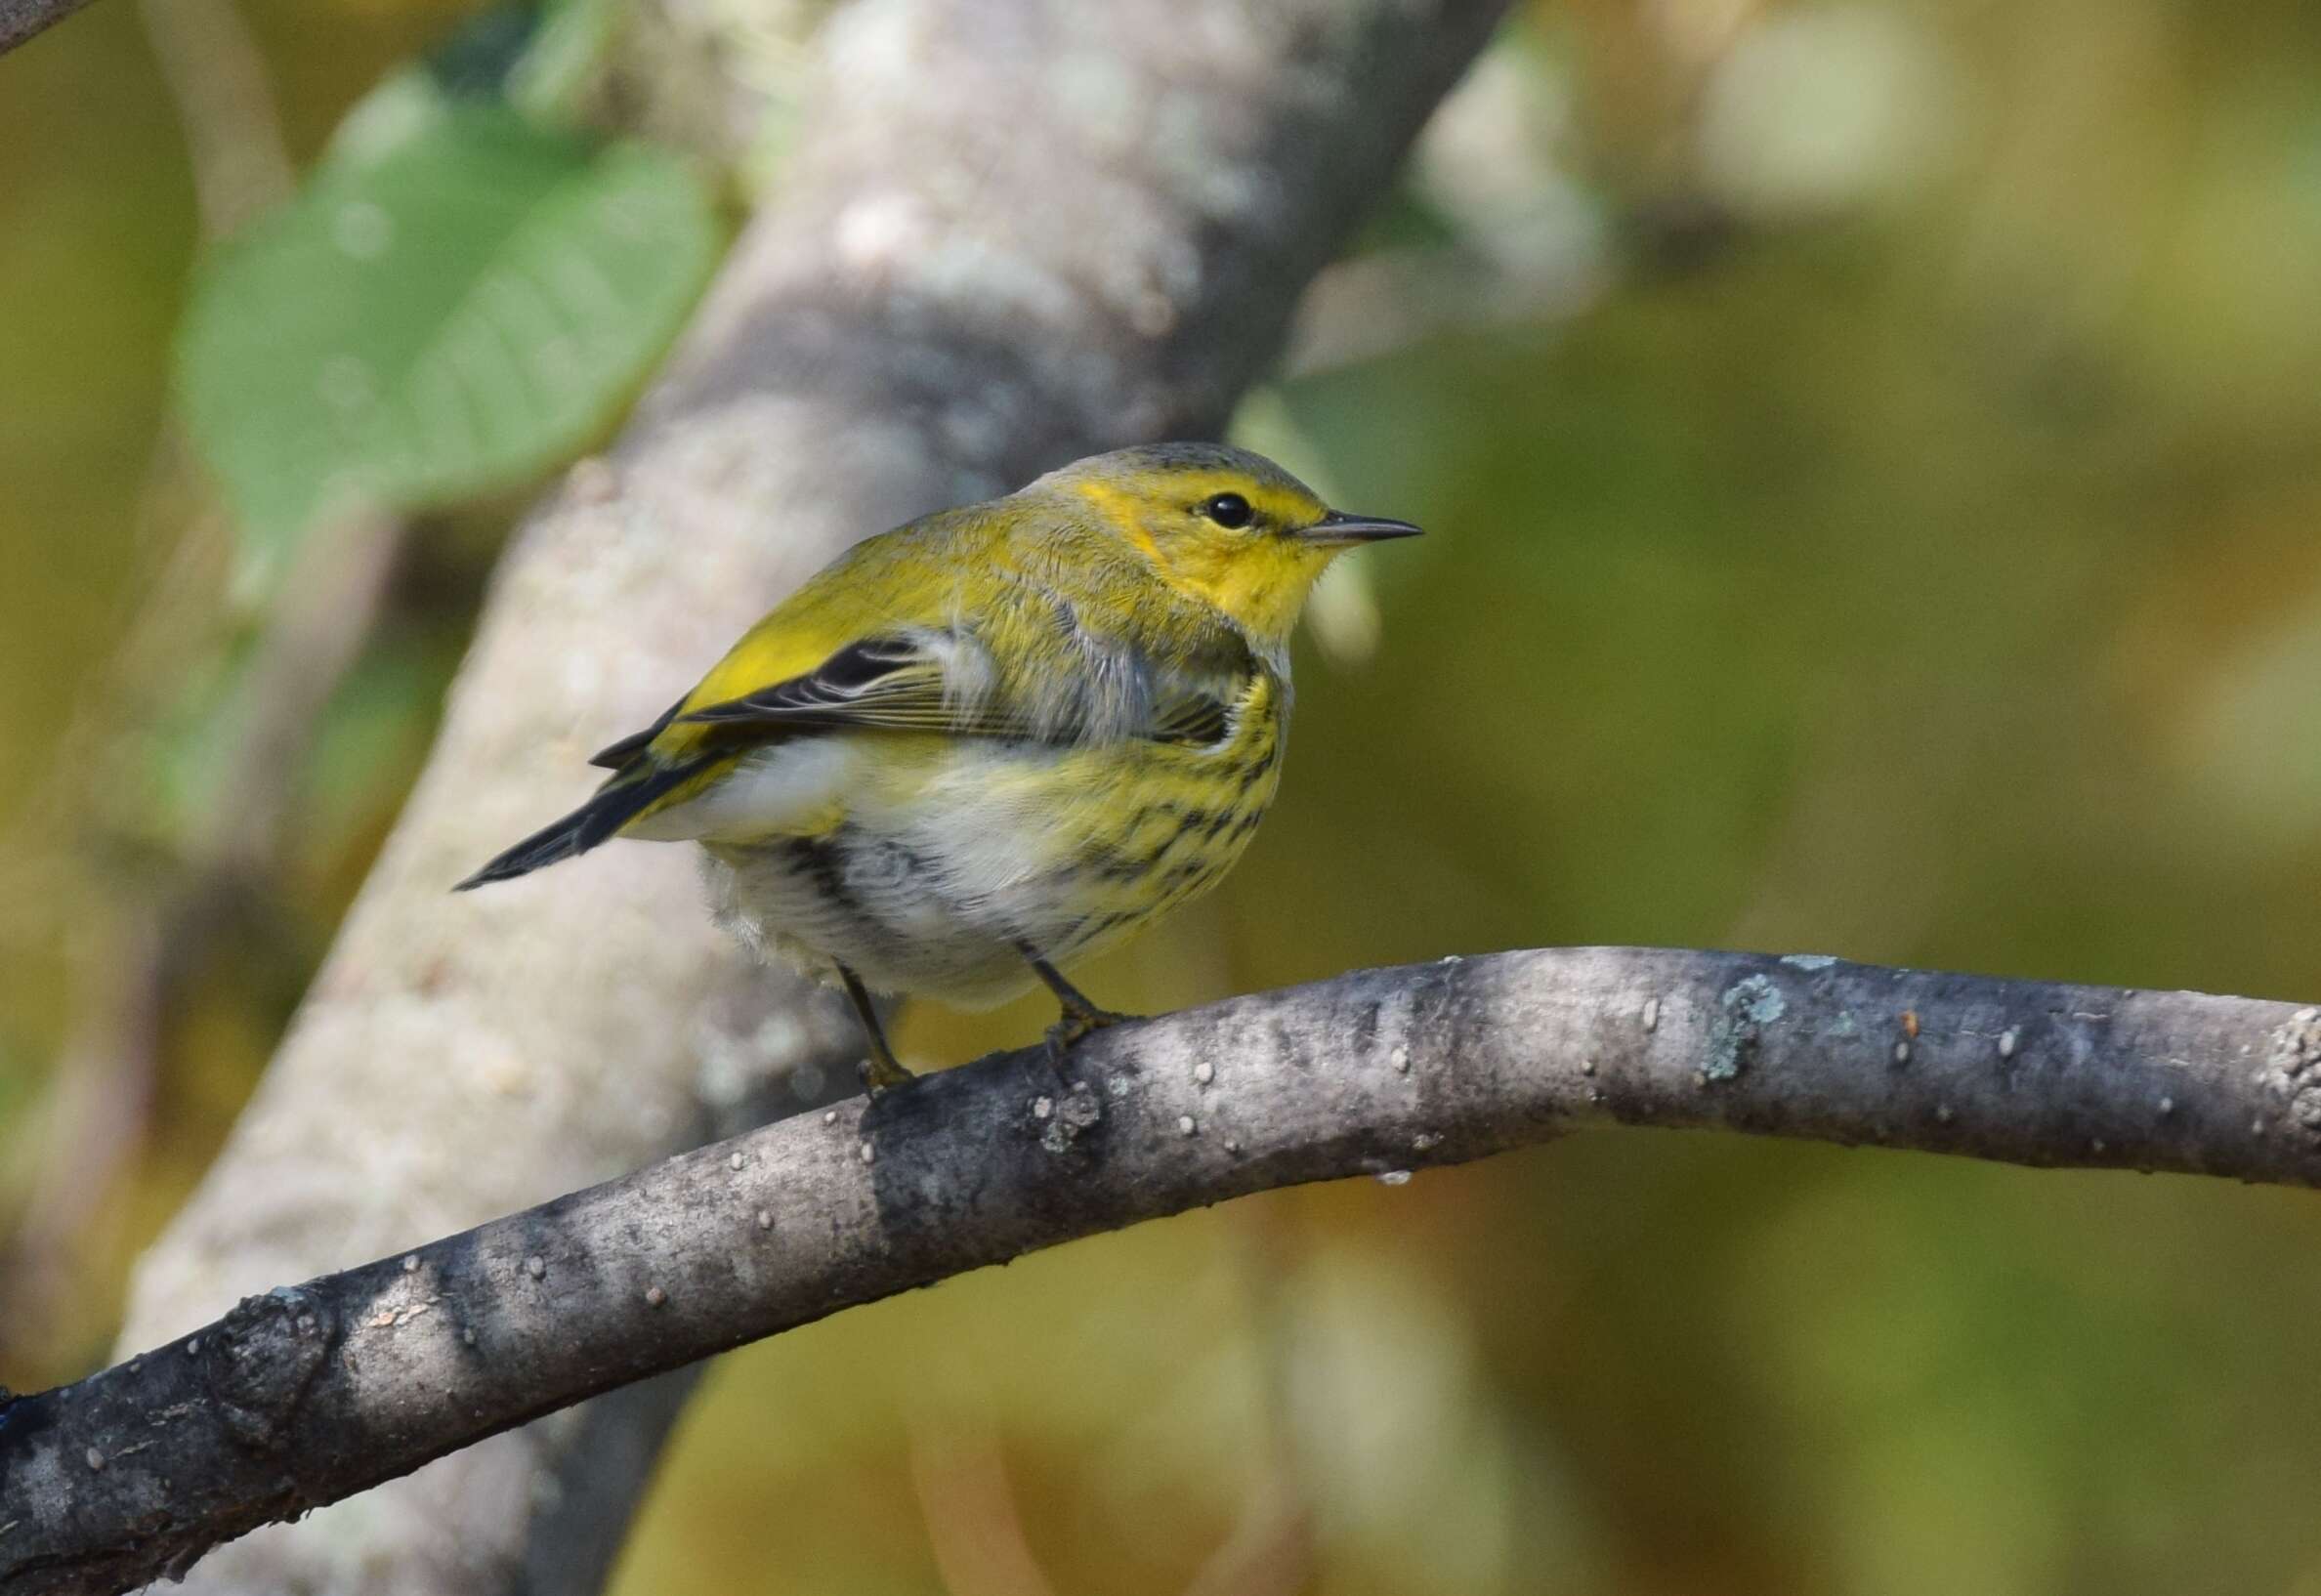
[860,1050,915,1097]
[1048,1004,1127,1050]
[1041,1004,1131,1080]
[1044,1011,1132,1085]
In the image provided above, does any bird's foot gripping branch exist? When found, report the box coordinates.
[7,945,2321,1596]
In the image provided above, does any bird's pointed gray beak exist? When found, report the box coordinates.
[1300,510,1424,547]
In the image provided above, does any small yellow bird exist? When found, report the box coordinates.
[459,442,1419,1090]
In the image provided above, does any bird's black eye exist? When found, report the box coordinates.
[1202,492,1254,529]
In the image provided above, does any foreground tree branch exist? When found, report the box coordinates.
[0,0,96,57]
[96,2,1511,1590]
[8,947,2319,1595]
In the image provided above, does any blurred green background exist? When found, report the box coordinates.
[7,1,2321,1592]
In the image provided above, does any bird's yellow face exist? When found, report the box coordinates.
[1051,443,1420,647]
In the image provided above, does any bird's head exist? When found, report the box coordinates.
[1032,442,1421,647]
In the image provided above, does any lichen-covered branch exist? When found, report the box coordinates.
[98,2,1513,1592]
[7,947,2318,1596]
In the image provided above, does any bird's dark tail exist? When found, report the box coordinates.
[454,762,706,891]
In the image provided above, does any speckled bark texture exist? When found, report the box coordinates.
[10,949,2321,1595]
[77,2,1514,1593]
[0,0,97,56]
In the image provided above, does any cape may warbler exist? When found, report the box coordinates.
[460,442,1419,1089]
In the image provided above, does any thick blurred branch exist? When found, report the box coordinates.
[10,948,2321,1595]
[0,0,95,57]
[98,2,1513,1593]
[138,0,291,236]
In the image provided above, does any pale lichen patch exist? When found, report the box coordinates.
[2258,1007,2321,1141]
[1705,975,1785,1082]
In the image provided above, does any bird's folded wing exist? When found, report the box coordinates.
[660,631,1235,751]
[678,635,1034,737]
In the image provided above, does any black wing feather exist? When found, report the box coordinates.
[455,761,707,889]
[588,696,684,769]
[678,637,938,731]
[675,633,1244,746]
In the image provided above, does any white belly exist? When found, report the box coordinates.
[699,831,1050,1008]
[661,729,1269,1006]
[688,740,1104,1007]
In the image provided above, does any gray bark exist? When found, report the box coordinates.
[90,2,1514,1593]
[9,948,2321,1596]
[0,0,96,56]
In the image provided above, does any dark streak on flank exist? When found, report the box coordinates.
[783,830,862,919]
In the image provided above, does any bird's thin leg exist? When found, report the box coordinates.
[1015,941,1132,1063]
[835,962,912,1095]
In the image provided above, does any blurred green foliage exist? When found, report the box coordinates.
[179,101,713,568]
[7,0,2321,1593]
[179,3,718,581]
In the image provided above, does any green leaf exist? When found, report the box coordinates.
[177,103,719,582]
